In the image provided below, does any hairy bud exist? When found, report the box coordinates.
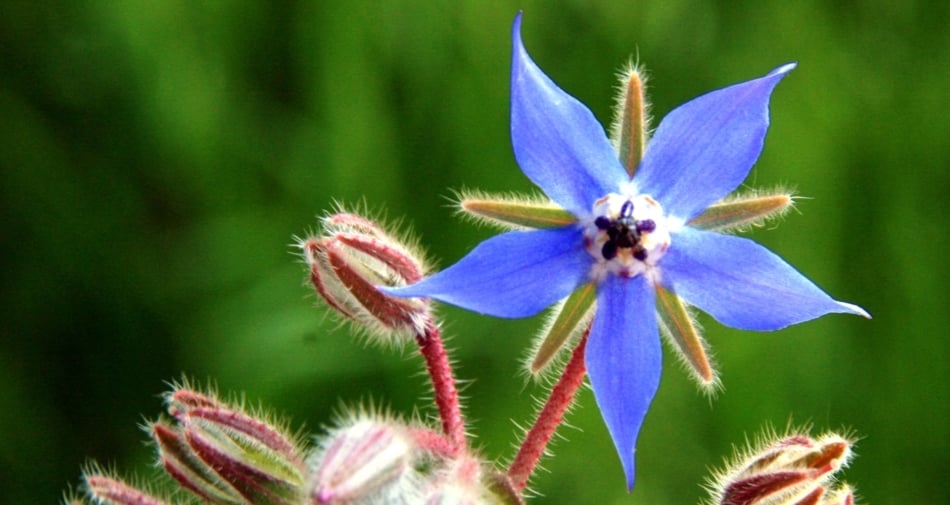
[707,429,857,505]
[152,386,307,505]
[309,416,422,504]
[79,471,170,505]
[299,210,431,341]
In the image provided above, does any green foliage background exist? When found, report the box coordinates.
[1,1,946,503]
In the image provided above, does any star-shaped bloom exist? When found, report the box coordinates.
[387,14,868,490]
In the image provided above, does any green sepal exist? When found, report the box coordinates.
[530,283,596,374]
[458,193,576,230]
[612,66,650,178]
[688,193,793,232]
[655,285,716,388]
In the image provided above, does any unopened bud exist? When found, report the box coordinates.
[81,472,169,505]
[310,417,421,504]
[153,386,307,505]
[299,210,431,340]
[708,430,857,505]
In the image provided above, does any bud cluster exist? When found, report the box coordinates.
[70,384,516,505]
[706,430,857,505]
[298,210,431,342]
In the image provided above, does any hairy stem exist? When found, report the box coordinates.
[508,327,590,490]
[416,322,466,453]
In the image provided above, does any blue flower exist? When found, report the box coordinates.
[387,14,868,490]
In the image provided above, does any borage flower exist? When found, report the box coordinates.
[386,13,868,490]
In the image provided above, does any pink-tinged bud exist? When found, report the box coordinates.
[151,421,246,503]
[82,473,169,505]
[166,388,224,418]
[299,210,430,341]
[720,471,814,505]
[309,418,421,504]
[153,387,307,505]
[708,430,858,505]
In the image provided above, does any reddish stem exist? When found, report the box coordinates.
[408,427,458,459]
[416,323,466,453]
[507,327,590,490]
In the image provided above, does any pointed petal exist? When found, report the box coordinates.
[633,64,796,221]
[510,13,627,216]
[586,274,661,490]
[660,227,869,330]
[384,226,590,318]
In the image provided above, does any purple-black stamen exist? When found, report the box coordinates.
[620,200,634,219]
[596,200,655,261]
[636,219,656,233]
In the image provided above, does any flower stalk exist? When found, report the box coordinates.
[416,322,467,453]
[508,327,590,490]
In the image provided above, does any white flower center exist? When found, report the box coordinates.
[584,193,671,280]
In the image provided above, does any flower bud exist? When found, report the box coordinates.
[152,387,307,505]
[309,417,421,504]
[708,430,857,505]
[81,472,169,505]
[299,210,431,341]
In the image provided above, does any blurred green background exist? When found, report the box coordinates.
[1,1,946,503]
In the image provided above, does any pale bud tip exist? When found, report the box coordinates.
[310,417,421,504]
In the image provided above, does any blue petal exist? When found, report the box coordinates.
[586,274,661,491]
[510,13,627,217]
[384,226,591,318]
[633,64,796,222]
[660,227,870,330]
